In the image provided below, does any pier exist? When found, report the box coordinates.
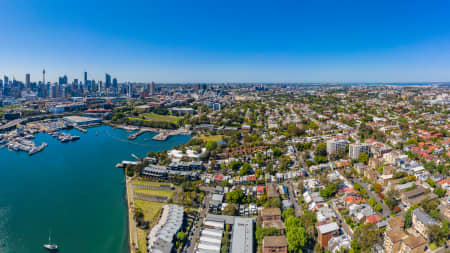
[127,127,158,140]
[127,127,191,141]
[152,131,169,141]
[152,128,192,141]
[73,125,88,133]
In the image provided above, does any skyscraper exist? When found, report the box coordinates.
[84,72,87,87]
[4,75,9,86]
[49,84,57,98]
[112,78,117,90]
[59,76,68,85]
[105,73,111,89]
[128,82,133,97]
[42,69,46,85]
[149,81,155,95]
[25,73,31,88]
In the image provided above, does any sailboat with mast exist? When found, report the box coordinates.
[43,231,59,251]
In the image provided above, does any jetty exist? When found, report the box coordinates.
[152,131,169,141]
[127,127,191,141]
[128,128,157,140]
[115,160,141,168]
[73,125,87,133]
[152,128,192,141]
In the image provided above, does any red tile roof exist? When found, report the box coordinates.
[366,214,382,224]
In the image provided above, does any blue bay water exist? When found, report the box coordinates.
[0,125,191,253]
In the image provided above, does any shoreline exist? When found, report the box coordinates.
[125,177,137,253]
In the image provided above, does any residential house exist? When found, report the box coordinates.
[327,234,351,253]
[317,222,340,249]
[399,235,426,253]
[365,169,378,183]
[262,235,288,253]
[412,208,440,240]
[440,197,450,220]
[267,183,280,199]
[262,208,284,234]
[384,228,408,253]
[401,186,438,208]
[387,216,404,231]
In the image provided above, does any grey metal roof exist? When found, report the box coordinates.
[412,208,439,226]
[231,218,254,253]
[317,222,339,234]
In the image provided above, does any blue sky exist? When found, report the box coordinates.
[1,0,450,83]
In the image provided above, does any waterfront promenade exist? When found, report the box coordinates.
[126,177,137,253]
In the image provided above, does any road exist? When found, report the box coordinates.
[331,200,354,237]
[288,183,303,217]
[0,112,75,132]
[0,118,25,131]
[186,193,211,253]
[353,178,391,217]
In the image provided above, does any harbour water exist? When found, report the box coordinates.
[0,125,191,253]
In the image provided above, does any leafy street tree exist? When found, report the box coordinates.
[176,231,186,241]
[315,142,327,157]
[264,197,282,209]
[222,204,237,216]
[374,203,382,212]
[239,163,251,176]
[358,152,369,164]
[285,216,307,252]
[226,189,244,204]
[384,189,399,210]
[404,208,412,229]
[368,197,377,207]
[206,140,217,150]
[352,223,380,252]
[434,187,446,197]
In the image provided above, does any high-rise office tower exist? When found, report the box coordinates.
[4,75,9,86]
[49,84,57,98]
[42,69,46,85]
[105,73,111,89]
[25,73,31,88]
[112,78,118,90]
[149,81,155,95]
[84,72,87,87]
[128,82,133,97]
[58,75,68,85]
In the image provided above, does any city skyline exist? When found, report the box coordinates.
[1,0,450,83]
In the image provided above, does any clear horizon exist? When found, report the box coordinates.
[1,0,450,83]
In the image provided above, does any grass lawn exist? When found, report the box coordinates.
[134,200,165,253]
[428,243,438,250]
[140,112,182,124]
[132,179,172,188]
[198,134,224,142]
[136,228,147,253]
[133,188,175,198]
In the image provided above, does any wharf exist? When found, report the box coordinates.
[107,122,139,132]
[152,131,169,141]
[152,128,192,141]
[127,128,157,140]
[73,125,87,133]
[128,127,191,141]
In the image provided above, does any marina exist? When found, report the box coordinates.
[0,117,97,156]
